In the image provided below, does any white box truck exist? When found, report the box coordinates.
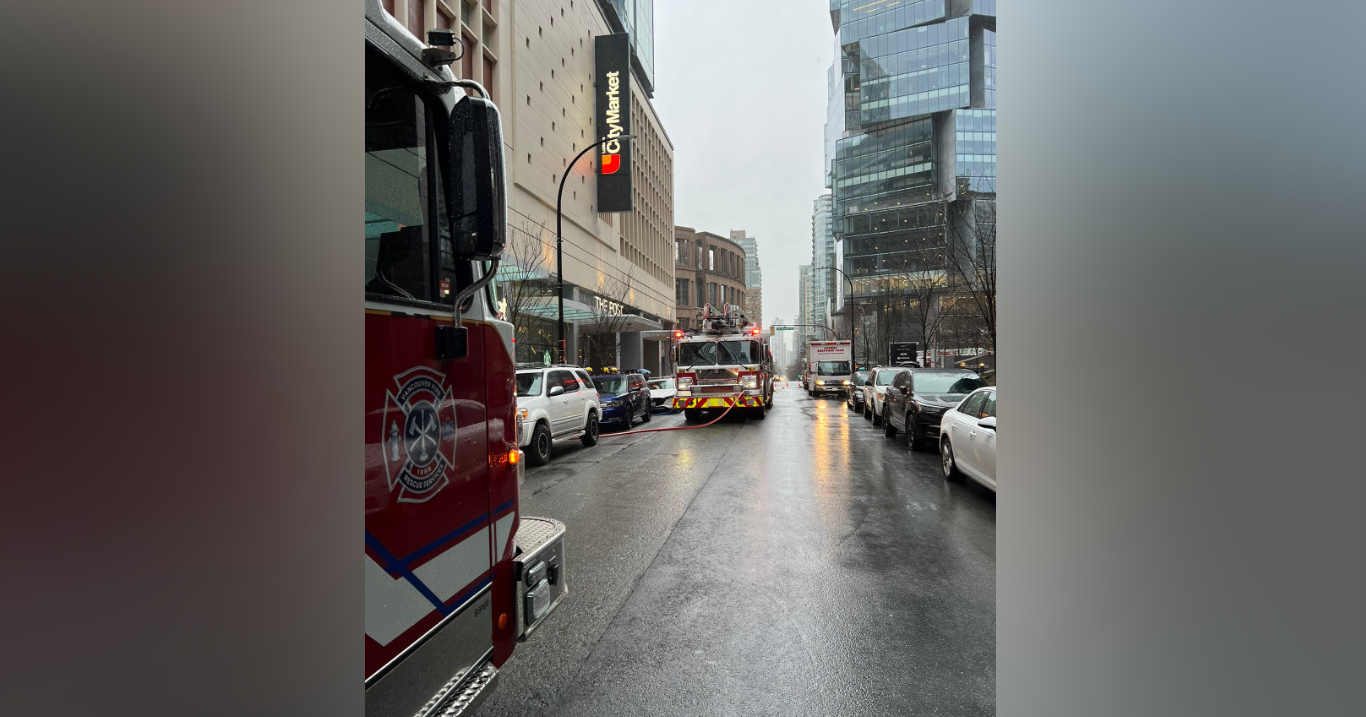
[806,340,853,397]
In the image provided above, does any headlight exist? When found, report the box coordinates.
[816,380,826,385]
[603,399,621,407]
[741,375,758,389]
[841,380,851,385]
[676,376,693,389]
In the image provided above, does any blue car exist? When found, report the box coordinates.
[591,372,652,429]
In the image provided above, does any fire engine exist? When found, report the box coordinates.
[365,3,567,715]
[672,304,775,421]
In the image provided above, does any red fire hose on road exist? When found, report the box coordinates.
[597,393,750,438]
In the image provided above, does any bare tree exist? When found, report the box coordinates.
[498,216,557,364]
[857,236,950,366]
[945,176,997,355]
[579,271,636,370]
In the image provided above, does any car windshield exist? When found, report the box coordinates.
[649,379,675,390]
[593,377,627,394]
[678,340,758,366]
[515,372,543,397]
[852,371,869,384]
[816,361,850,375]
[875,370,901,386]
[913,373,986,394]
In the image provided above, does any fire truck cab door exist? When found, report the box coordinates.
[364,38,499,706]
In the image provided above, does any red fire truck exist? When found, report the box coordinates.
[672,304,775,421]
[366,4,566,715]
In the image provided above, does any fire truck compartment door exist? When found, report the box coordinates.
[365,586,493,717]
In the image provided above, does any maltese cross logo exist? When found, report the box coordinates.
[382,366,457,503]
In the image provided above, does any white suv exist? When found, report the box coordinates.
[516,366,601,466]
[862,366,910,426]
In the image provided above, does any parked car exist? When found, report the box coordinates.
[862,366,911,425]
[647,377,677,411]
[592,372,652,429]
[515,365,601,466]
[940,387,996,491]
[881,368,987,450]
[846,370,871,411]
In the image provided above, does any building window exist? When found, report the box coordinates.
[675,279,690,305]
[709,283,717,306]
[407,0,425,38]
[483,55,496,104]
[708,248,715,271]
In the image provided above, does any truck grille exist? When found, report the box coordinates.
[698,368,739,383]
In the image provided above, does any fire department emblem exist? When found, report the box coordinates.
[382,367,457,503]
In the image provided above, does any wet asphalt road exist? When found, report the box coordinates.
[481,383,995,716]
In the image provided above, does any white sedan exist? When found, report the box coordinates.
[938,386,996,491]
[647,377,677,411]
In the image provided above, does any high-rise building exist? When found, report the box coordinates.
[602,0,655,95]
[769,316,789,371]
[798,264,819,348]
[811,194,836,320]
[729,230,763,328]
[827,1,996,363]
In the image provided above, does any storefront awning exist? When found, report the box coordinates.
[513,297,662,332]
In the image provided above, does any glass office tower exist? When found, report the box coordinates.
[602,0,655,94]
[827,0,996,300]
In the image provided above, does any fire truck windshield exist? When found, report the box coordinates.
[365,45,460,305]
[679,340,759,366]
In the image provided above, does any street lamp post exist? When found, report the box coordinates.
[822,266,857,366]
[556,134,636,364]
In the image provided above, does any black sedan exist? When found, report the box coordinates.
[880,368,987,451]
[845,370,871,412]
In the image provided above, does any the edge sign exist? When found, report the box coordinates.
[595,33,632,213]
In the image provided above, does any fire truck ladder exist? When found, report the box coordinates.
[694,303,755,335]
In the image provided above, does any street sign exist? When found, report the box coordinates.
[890,342,918,365]
[774,326,795,330]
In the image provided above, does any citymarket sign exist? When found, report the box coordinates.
[595,33,633,213]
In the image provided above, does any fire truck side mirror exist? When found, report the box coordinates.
[447,95,507,260]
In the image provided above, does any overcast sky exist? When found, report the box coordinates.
[653,1,834,327]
